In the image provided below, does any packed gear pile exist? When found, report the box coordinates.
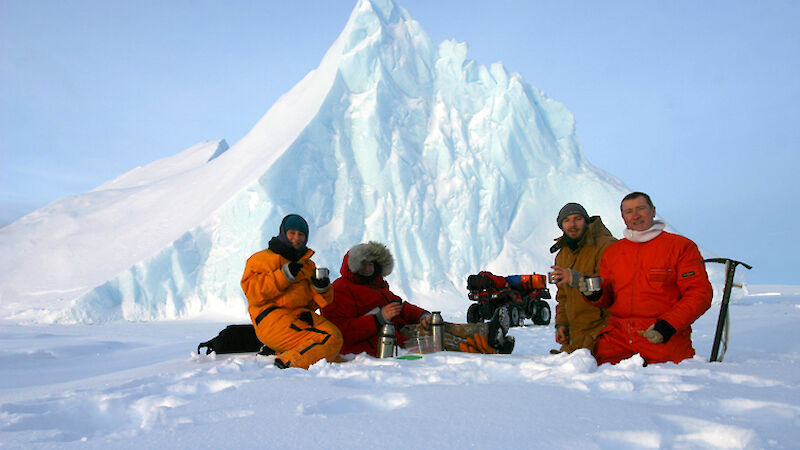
[465,271,552,327]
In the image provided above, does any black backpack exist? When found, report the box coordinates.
[197,324,274,356]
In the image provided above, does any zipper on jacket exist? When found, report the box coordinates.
[630,243,640,319]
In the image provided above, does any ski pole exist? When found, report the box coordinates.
[703,258,752,362]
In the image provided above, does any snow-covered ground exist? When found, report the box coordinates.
[1,285,798,449]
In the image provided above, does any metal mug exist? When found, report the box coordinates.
[581,276,601,293]
[315,267,329,279]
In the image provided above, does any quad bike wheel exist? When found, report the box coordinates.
[509,305,521,327]
[466,303,482,323]
[523,296,538,320]
[480,304,497,322]
[516,305,527,326]
[532,300,551,325]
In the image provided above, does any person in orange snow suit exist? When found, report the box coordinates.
[241,214,342,369]
[322,241,513,356]
[549,203,616,354]
[583,192,712,365]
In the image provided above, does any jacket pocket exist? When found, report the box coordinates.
[647,268,674,284]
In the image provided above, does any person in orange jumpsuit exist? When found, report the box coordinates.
[584,192,712,365]
[241,214,342,369]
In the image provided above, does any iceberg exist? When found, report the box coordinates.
[0,0,636,323]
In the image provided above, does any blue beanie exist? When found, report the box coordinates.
[280,214,309,238]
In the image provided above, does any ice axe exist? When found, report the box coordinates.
[703,257,752,362]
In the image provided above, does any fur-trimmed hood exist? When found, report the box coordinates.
[341,241,395,278]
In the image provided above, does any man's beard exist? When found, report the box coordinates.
[563,227,587,250]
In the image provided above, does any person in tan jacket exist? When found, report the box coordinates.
[549,203,616,354]
[241,214,342,369]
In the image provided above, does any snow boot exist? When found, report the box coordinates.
[487,306,510,350]
[498,335,515,354]
[258,345,275,356]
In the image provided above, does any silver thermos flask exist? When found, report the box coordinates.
[377,323,396,358]
[431,311,444,351]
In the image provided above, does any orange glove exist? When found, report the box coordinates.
[458,340,476,353]
[458,334,497,354]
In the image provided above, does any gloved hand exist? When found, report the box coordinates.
[458,334,497,354]
[288,261,303,277]
[640,324,664,344]
[311,276,330,289]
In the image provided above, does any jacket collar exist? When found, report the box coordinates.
[623,220,666,243]
[268,236,313,261]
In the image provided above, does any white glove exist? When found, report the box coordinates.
[641,324,664,344]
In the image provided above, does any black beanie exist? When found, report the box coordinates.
[557,203,590,230]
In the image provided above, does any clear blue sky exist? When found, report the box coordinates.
[2,1,798,285]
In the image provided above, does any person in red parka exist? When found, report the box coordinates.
[322,241,513,356]
[583,192,712,365]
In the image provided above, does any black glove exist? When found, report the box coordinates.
[583,290,603,302]
[288,261,303,277]
[312,276,330,289]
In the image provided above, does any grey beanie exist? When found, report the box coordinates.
[557,203,590,229]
